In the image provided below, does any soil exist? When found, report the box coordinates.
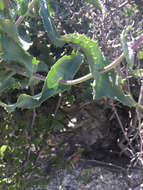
[28,99,143,190]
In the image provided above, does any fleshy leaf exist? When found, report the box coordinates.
[0,145,8,160]
[6,55,83,112]
[40,55,83,100]
[48,0,55,15]
[61,33,103,79]
[0,18,19,43]
[18,0,28,15]
[0,72,15,92]
[0,34,38,74]
[94,68,136,107]
[37,61,49,72]
[121,26,135,69]
[0,1,4,11]
[0,70,32,92]
[40,0,64,47]
[137,50,143,60]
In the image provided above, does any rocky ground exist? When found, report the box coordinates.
[33,165,143,190]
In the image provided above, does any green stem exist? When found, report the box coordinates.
[60,73,93,85]
[4,65,46,81]
[4,32,143,85]
[60,53,124,85]
[4,53,123,85]
[13,0,143,86]
[59,33,143,86]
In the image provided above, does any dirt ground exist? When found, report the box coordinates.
[35,100,143,190]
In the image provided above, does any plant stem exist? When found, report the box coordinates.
[60,33,143,85]
[5,32,143,85]
[131,33,143,50]
[13,7,143,87]
[60,53,124,85]
[13,0,143,85]
[4,65,46,81]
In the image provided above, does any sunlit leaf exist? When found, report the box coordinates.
[40,0,64,47]
[18,0,28,15]
[48,0,56,15]
[0,145,7,160]
[0,0,4,11]
[60,33,135,106]
[0,34,38,75]
[137,50,143,60]
[0,18,19,42]
[61,33,103,79]
[0,72,15,92]
[5,55,83,111]
[94,61,136,107]
[40,54,83,100]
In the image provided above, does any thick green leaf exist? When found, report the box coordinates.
[94,68,136,107]
[40,0,64,47]
[6,55,83,111]
[0,72,15,92]
[0,145,7,160]
[48,0,55,15]
[0,18,39,74]
[0,18,19,43]
[28,76,41,87]
[137,50,143,60]
[0,1,4,11]
[121,26,134,69]
[40,55,83,100]
[61,33,103,79]
[84,0,103,13]
[0,34,38,75]
[19,0,28,15]
[37,61,49,72]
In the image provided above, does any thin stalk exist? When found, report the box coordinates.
[4,32,143,85]
[60,33,143,85]
[60,53,124,85]
[4,65,46,81]
[13,2,143,87]
[13,1,143,86]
